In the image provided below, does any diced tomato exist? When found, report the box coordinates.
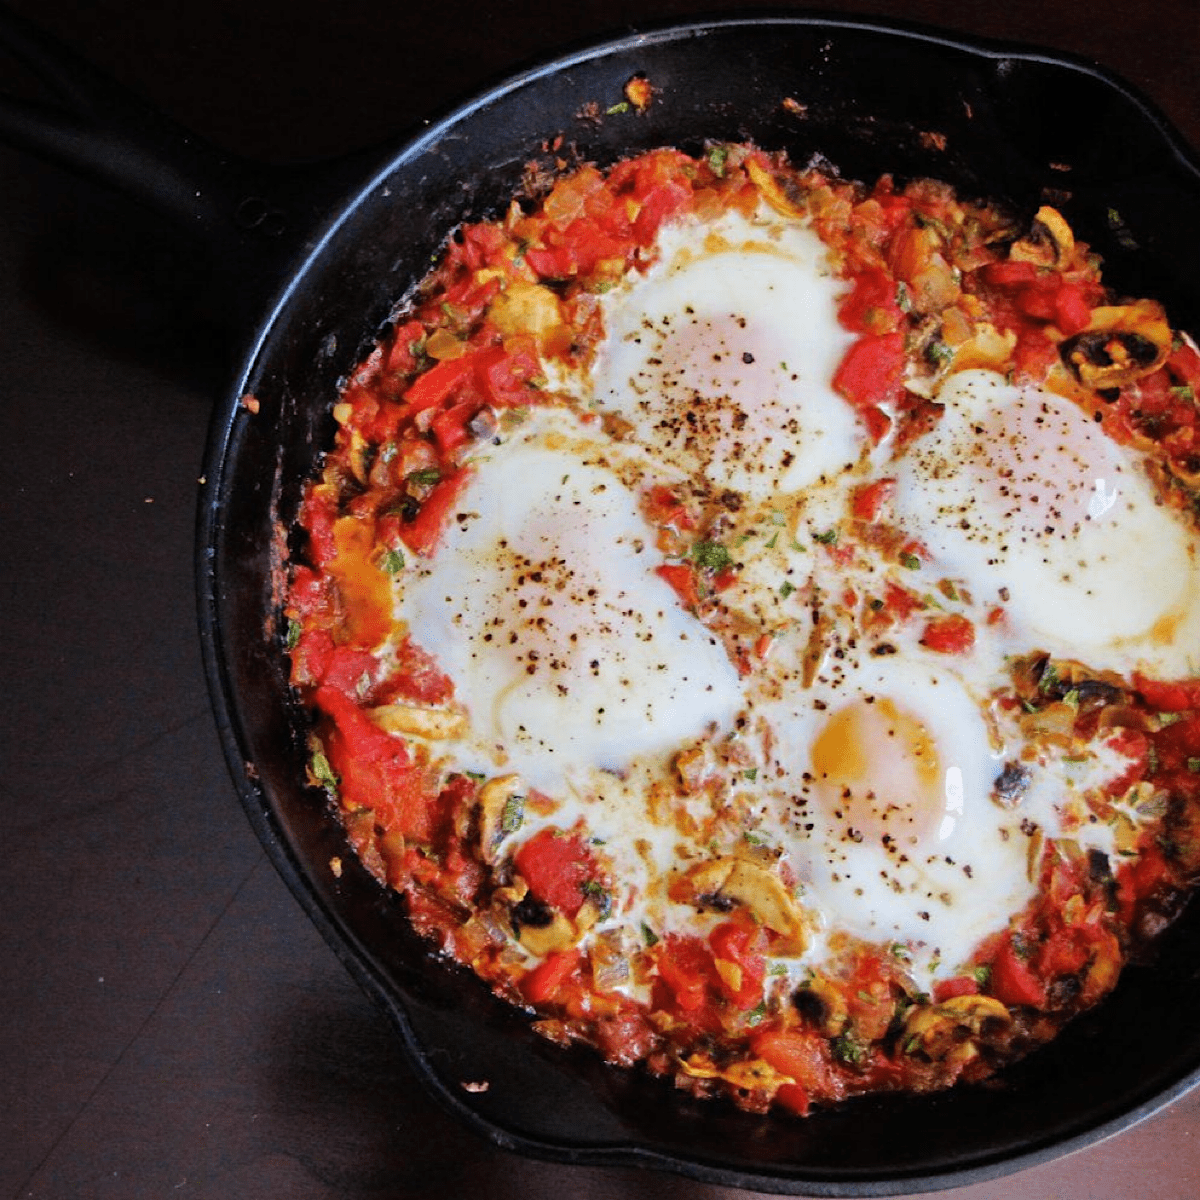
[655,934,716,1014]
[644,484,694,530]
[981,260,1042,289]
[838,267,903,334]
[521,949,582,1005]
[375,637,455,707]
[479,343,543,407]
[851,477,896,521]
[1116,844,1174,924]
[398,469,471,558]
[429,399,479,456]
[751,1028,834,1109]
[632,180,693,245]
[919,613,975,654]
[514,827,596,918]
[656,562,702,610]
[383,319,427,376]
[882,580,923,622]
[523,242,576,280]
[833,332,907,411]
[289,627,334,687]
[1133,673,1200,713]
[1036,926,1091,978]
[320,646,380,697]
[1053,283,1093,335]
[315,685,433,841]
[709,915,767,1010]
[402,355,477,414]
[988,933,1047,1008]
[932,975,980,1003]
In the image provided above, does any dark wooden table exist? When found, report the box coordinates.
[5,2,1199,1197]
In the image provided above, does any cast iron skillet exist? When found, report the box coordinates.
[6,7,1200,1194]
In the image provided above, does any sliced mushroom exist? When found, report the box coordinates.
[793,975,849,1037]
[516,910,578,957]
[368,701,467,741]
[903,993,1010,1062]
[1009,205,1075,270]
[1059,300,1172,390]
[476,773,524,864]
[671,857,809,953]
[745,158,808,220]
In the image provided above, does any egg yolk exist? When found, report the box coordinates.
[810,697,952,844]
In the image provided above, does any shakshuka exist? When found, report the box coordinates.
[282,143,1200,1114]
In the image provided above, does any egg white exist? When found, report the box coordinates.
[400,413,746,795]
[892,369,1200,678]
[590,207,863,505]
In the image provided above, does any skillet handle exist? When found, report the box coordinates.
[0,5,371,342]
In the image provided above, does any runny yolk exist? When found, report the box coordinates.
[810,697,946,843]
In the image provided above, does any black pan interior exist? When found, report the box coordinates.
[198,16,1200,1194]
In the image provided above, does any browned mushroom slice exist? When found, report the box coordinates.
[1009,205,1075,270]
[1059,300,1172,390]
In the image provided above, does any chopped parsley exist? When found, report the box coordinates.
[285,618,302,651]
[407,467,442,488]
[581,879,613,919]
[707,144,730,177]
[691,540,733,572]
[380,548,405,574]
[500,792,525,836]
[308,745,339,793]
[899,551,921,570]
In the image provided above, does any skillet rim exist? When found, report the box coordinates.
[196,10,1200,1195]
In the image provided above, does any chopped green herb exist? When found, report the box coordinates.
[309,746,339,793]
[1187,758,1200,774]
[779,580,795,599]
[581,879,613,919]
[692,540,734,572]
[743,768,759,782]
[1171,384,1196,404]
[641,922,659,947]
[381,547,405,574]
[973,964,993,987]
[832,1032,866,1067]
[707,144,730,177]
[285,618,302,651]
[407,467,442,488]
[925,339,954,367]
[765,531,779,549]
[812,528,838,545]
[899,551,921,570]
[606,101,631,114]
[500,792,525,836]
[890,943,912,963]
[745,1000,768,1027]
